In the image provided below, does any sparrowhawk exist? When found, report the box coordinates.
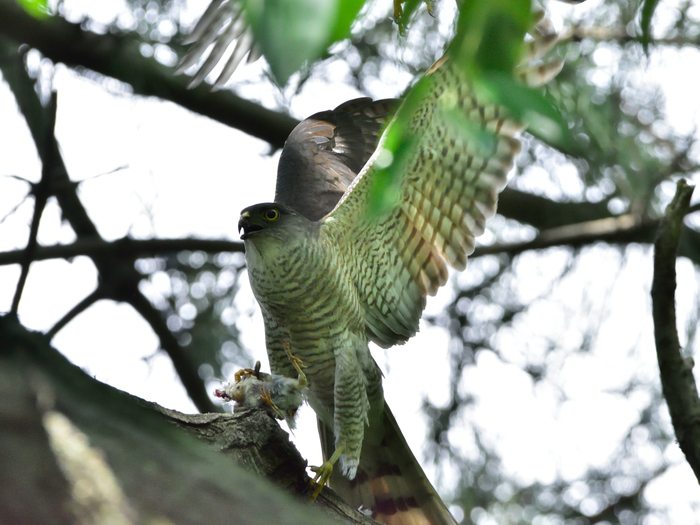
[226,12,563,525]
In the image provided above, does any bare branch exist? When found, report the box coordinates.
[46,288,105,340]
[0,237,244,267]
[10,93,58,315]
[1,39,217,414]
[561,25,700,48]
[651,179,700,482]
[473,214,657,258]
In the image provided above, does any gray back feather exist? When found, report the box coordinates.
[274,98,395,221]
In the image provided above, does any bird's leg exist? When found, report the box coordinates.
[283,341,307,388]
[259,386,285,420]
[309,445,344,500]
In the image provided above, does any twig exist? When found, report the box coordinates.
[46,287,106,340]
[10,93,58,315]
[651,179,700,482]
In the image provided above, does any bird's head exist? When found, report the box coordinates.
[238,203,313,243]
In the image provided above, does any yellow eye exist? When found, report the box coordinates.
[264,208,280,221]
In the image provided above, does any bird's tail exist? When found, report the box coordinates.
[318,403,457,525]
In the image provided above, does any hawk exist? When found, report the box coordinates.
[233,14,562,525]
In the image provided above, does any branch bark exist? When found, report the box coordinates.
[651,179,700,483]
[0,237,243,266]
[0,313,377,524]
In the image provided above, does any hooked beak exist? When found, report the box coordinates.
[238,212,262,240]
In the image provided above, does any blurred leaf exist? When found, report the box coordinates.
[449,0,570,149]
[453,0,531,75]
[640,0,660,53]
[480,71,571,148]
[395,0,430,35]
[14,0,49,18]
[366,77,431,218]
[330,0,367,42]
[243,0,366,85]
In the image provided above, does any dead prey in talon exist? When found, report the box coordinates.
[215,345,307,428]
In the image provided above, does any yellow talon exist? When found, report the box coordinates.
[283,341,307,388]
[260,386,285,420]
[309,445,343,500]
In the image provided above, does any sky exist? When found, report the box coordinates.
[1,0,700,522]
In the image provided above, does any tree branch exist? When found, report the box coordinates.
[0,0,298,149]
[0,237,243,266]
[0,314,377,524]
[1,39,217,414]
[473,214,656,258]
[561,24,700,48]
[10,92,57,315]
[46,287,105,340]
[651,179,700,483]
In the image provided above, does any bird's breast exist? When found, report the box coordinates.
[246,239,362,333]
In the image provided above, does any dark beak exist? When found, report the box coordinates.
[238,214,262,240]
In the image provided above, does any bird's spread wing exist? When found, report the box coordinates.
[275,98,395,221]
[176,0,260,89]
[322,26,563,348]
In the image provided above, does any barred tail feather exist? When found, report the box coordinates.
[319,404,457,525]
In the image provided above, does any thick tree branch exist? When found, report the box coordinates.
[0,0,297,149]
[496,188,614,229]
[473,214,656,258]
[651,179,700,483]
[0,314,377,524]
[0,237,243,266]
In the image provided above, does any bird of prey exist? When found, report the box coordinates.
[234,14,563,525]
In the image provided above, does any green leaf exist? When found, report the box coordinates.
[394,0,426,35]
[15,0,49,18]
[480,71,571,149]
[242,0,367,86]
[453,0,531,75]
[640,0,660,54]
[330,0,366,42]
[366,77,432,218]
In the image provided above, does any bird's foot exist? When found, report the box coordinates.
[283,341,307,388]
[309,445,343,500]
[259,387,285,420]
